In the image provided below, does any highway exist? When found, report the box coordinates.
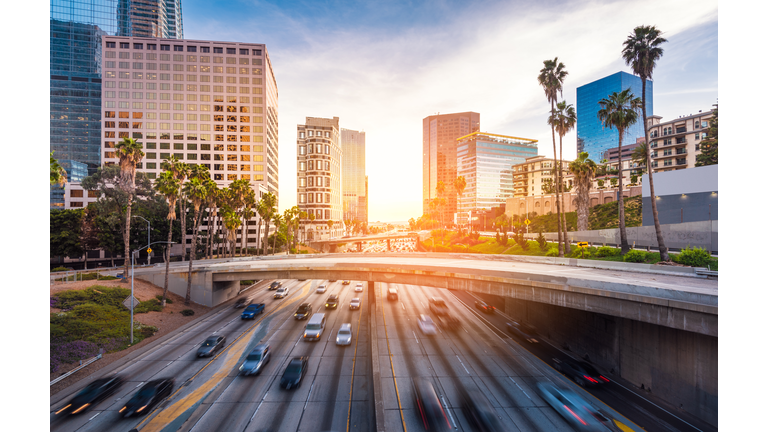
[50,279,715,432]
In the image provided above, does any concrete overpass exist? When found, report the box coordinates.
[308,232,425,252]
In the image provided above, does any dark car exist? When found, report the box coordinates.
[280,356,308,389]
[240,344,271,376]
[119,378,174,417]
[506,320,538,343]
[428,297,449,316]
[553,357,610,387]
[459,387,504,432]
[294,303,313,320]
[269,281,282,290]
[412,378,452,432]
[342,280,350,285]
[387,287,398,301]
[234,298,251,308]
[325,294,339,309]
[55,375,124,416]
[475,300,495,314]
[197,335,226,357]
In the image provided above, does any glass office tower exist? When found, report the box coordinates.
[341,129,367,223]
[576,71,653,161]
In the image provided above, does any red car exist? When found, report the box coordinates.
[475,300,496,314]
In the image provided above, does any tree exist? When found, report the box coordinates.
[569,152,597,232]
[204,182,221,259]
[182,165,210,305]
[538,58,568,256]
[630,141,647,176]
[326,219,334,239]
[435,181,446,230]
[162,157,189,261]
[258,192,277,255]
[597,89,641,254]
[50,209,85,260]
[623,25,670,261]
[453,176,467,233]
[154,170,181,306]
[114,137,145,280]
[50,151,67,186]
[548,100,577,254]
[272,213,284,253]
[696,106,718,167]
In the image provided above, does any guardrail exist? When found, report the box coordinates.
[50,354,102,386]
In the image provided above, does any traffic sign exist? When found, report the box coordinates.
[147,248,152,254]
[577,242,589,247]
[123,295,140,311]
[524,219,531,225]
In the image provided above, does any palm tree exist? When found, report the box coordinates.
[258,192,277,255]
[115,137,145,280]
[272,213,284,253]
[182,166,210,305]
[453,176,466,233]
[326,219,334,239]
[307,212,316,241]
[548,100,577,253]
[50,151,67,186]
[204,182,221,259]
[630,142,647,178]
[538,58,568,256]
[162,157,189,261]
[623,25,670,261]
[222,209,241,258]
[597,89,642,254]
[569,152,597,232]
[435,181,446,230]
[153,171,181,306]
[241,187,256,256]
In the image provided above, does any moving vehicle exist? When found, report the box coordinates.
[303,313,326,341]
[273,287,289,299]
[428,297,449,316]
[435,314,461,331]
[316,284,327,293]
[342,280,350,285]
[325,294,339,309]
[506,320,538,343]
[349,298,361,310]
[234,298,251,308]
[294,303,312,320]
[55,375,125,416]
[387,287,398,301]
[119,378,174,417]
[553,357,610,387]
[329,279,337,282]
[354,282,364,292]
[418,314,437,335]
[536,381,615,431]
[412,378,452,432]
[268,281,282,290]
[197,335,226,357]
[280,356,308,389]
[239,344,270,376]
[459,386,504,432]
[241,303,265,319]
[336,323,353,346]
[475,300,496,314]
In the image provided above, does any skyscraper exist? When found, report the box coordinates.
[297,117,343,240]
[576,71,653,161]
[50,0,183,207]
[341,128,367,224]
[422,112,480,218]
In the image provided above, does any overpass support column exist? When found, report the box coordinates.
[387,239,391,251]
[358,242,362,252]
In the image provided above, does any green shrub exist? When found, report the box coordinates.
[155,295,173,304]
[181,309,195,316]
[451,244,468,253]
[596,246,619,257]
[435,244,452,253]
[545,247,559,257]
[240,280,254,286]
[51,266,69,272]
[623,250,647,263]
[536,232,548,251]
[134,298,162,314]
[676,247,712,267]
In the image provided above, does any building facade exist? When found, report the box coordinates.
[297,117,344,240]
[423,112,480,217]
[646,110,714,173]
[576,71,653,159]
[512,156,574,198]
[99,36,278,253]
[456,132,538,224]
[341,128,367,224]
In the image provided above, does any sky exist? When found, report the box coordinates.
[182,0,718,222]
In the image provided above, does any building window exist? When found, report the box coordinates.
[106,42,116,48]
[70,202,84,208]
[161,44,170,51]
[70,189,83,198]
[120,42,129,49]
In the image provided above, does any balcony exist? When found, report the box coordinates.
[675,138,687,145]
[676,148,687,155]
[676,158,688,166]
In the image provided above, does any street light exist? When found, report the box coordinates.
[133,215,151,265]
[130,241,174,344]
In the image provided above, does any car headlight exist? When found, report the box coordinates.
[304,332,308,337]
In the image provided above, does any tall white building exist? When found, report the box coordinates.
[296,117,343,240]
[100,35,278,254]
[341,128,367,224]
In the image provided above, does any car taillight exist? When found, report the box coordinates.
[599,375,610,382]
[584,375,599,384]
[564,405,588,425]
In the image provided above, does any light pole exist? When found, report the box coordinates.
[130,241,174,344]
[133,215,151,265]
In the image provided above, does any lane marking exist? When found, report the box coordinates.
[441,395,457,429]
[88,412,100,421]
[456,356,470,375]
[509,377,532,401]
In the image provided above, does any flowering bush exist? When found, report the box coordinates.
[50,296,60,308]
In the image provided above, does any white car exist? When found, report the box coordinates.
[336,323,352,346]
[354,283,363,292]
[349,298,361,310]
[273,287,289,299]
[417,314,437,335]
[316,285,327,294]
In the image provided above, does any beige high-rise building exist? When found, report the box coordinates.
[297,117,343,240]
[100,36,278,254]
[646,109,715,173]
[341,128,367,224]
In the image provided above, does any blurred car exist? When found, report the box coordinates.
[354,282,364,292]
[316,284,327,294]
[435,314,461,331]
[349,298,361,310]
[336,323,353,346]
[506,320,538,343]
[119,378,174,417]
[417,314,437,335]
[234,298,251,308]
[428,297,449,316]
[459,386,504,432]
[294,303,313,320]
[474,300,496,314]
[273,287,289,299]
[342,280,350,285]
[239,344,271,376]
[536,382,615,431]
[553,358,610,387]
[197,335,226,357]
[412,378,452,432]
[280,356,308,389]
[55,375,125,416]
[325,294,339,309]
[387,287,398,301]
[268,281,282,290]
